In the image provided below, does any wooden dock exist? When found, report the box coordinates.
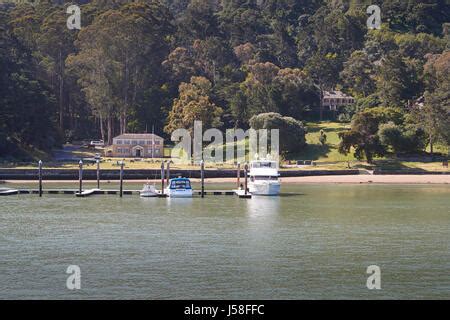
[0,189,241,197]
[233,189,252,198]
[0,188,19,196]
[1,160,254,199]
[75,188,100,197]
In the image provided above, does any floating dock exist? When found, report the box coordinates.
[0,160,254,199]
[233,189,252,198]
[75,188,100,197]
[0,189,241,197]
[0,188,19,196]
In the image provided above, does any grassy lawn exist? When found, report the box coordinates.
[289,121,356,162]
[2,122,448,172]
[285,121,449,172]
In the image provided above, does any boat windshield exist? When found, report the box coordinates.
[251,161,277,169]
[170,180,191,189]
[251,176,279,181]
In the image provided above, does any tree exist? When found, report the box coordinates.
[376,52,420,107]
[340,50,376,98]
[305,52,341,120]
[378,122,426,154]
[421,85,450,154]
[241,62,318,121]
[162,46,199,83]
[241,62,280,117]
[338,107,403,163]
[67,1,174,143]
[412,51,450,154]
[37,7,76,131]
[249,112,307,154]
[176,0,220,42]
[217,0,267,47]
[1,11,60,159]
[164,76,223,134]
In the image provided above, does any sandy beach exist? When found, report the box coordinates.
[2,174,449,185]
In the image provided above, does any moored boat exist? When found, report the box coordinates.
[140,182,159,197]
[248,159,281,196]
[165,177,193,198]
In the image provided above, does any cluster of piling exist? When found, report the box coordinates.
[15,159,251,199]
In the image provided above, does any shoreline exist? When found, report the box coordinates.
[2,175,450,185]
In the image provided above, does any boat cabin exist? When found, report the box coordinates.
[169,178,192,190]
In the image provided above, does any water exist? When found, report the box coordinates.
[0,183,449,299]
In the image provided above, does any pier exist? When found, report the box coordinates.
[0,160,252,198]
[0,188,239,197]
[0,188,19,196]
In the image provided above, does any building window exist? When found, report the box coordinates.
[155,149,160,155]
[124,140,130,145]
[138,140,145,145]
[132,140,138,145]
[155,141,160,145]
[117,140,122,145]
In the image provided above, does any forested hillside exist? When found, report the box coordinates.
[0,0,449,160]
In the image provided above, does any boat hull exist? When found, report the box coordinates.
[165,189,193,198]
[140,192,159,198]
[140,184,159,197]
[248,182,281,196]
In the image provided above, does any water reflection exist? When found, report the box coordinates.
[246,196,280,219]
[166,197,193,206]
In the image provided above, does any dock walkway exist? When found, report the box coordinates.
[1,189,239,197]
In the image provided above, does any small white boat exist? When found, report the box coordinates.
[165,177,193,198]
[248,159,281,196]
[140,182,159,197]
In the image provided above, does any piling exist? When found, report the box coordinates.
[96,160,100,189]
[236,162,241,189]
[201,160,205,198]
[166,161,171,186]
[119,161,124,197]
[244,163,248,195]
[161,161,165,195]
[38,160,43,197]
[78,160,83,194]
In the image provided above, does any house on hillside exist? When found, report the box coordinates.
[322,91,355,111]
[109,133,164,158]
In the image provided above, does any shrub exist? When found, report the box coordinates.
[378,122,427,154]
[249,112,307,154]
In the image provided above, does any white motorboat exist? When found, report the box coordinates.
[165,177,193,198]
[140,182,159,197]
[248,159,281,196]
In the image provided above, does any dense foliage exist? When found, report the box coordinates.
[0,0,449,159]
[249,112,307,155]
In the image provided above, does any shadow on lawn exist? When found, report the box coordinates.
[290,144,331,161]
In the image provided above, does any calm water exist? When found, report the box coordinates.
[0,183,449,299]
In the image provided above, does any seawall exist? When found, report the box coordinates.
[0,168,361,180]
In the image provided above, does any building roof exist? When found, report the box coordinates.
[113,133,163,140]
[323,90,354,99]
